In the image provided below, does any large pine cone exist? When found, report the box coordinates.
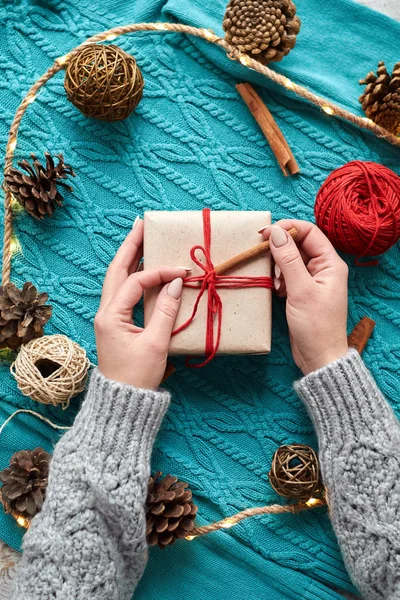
[359,61,400,135]
[0,282,52,349]
[0,448,51,519]
[4,152,75,219]
[146,473,198,549]
[223,0,300,65]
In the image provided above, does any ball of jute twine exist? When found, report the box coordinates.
[11,334,90,409]
[64,43,144,121]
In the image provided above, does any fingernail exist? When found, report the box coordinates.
[168,278,183,299]
[177,266,192,272]
[274,264,281,278]
[132,216,140,229]
[274,276,281,291]
[257,225,270,234]
[270,226,288,248]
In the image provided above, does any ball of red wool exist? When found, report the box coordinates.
[315,161,400,261]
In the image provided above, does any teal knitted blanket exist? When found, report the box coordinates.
[0,1,399,598]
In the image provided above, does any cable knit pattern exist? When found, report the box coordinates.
[295,350,400,600]
[0,0,399,599]
[11,369,170,600]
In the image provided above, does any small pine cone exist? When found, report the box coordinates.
[146,473,198,549]
[4,152,75,219]
[0,448,51,519]
[223,0,301,65]
[0,282,52,349]
[359,61,400,135]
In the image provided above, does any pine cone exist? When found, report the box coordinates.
[359,61,400,135]
[223,0,300,65]
[0,448,51,519]
[146,472,198,549]
[4,152,75,219]
[0,282,52,349]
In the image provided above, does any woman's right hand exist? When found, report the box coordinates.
[260,220,349,375]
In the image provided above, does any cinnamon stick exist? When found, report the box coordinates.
[347,317,376,354]
[215,227,298,275]
[236,83,300,176]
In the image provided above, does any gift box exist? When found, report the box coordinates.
[144,209,272,361]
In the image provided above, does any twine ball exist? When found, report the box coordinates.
[268,444,321,502]
[64,44,144,121]
[11,334,90,409]
[315,161,400,262]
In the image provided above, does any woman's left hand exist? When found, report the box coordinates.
[94,218,187,389]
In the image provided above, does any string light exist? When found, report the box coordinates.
[202,29,216,40]
[186,535,197,541]
[284,78,295,90]
[56,54,70,66]
[220,518,236,529]
[105,33,117,41]
[16,515,29,528]
[239,55,251,67]
[153,23,169,30]
[322,105,334,115]
[10,237,21,255]
[9,138,17,153]
[306,498,318,506]
[25,94,36,105]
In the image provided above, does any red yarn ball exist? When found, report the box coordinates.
[315,161,400,263]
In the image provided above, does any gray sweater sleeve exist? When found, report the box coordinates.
[12,368,170,600]
[295,349,400,600]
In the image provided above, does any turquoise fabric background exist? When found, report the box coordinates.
[0,0,399,598]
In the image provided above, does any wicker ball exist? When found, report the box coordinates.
[268,444,321,502]
[64,44,144,121]
[11,334,90,409]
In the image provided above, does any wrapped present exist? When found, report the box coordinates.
[144,209,273,366]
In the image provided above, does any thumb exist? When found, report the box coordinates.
[145,278,183,348]
[269,226,311,295]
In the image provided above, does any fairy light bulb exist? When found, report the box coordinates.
[10,237,21,255]
[16,515,29,528]
[306,498,318,506]
[322,106,334,115]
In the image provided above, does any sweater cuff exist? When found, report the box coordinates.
[294,350,394,449]
[66,368,170,463]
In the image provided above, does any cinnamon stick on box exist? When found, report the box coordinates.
[236,83,300,176]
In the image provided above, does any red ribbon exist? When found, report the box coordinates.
[172,208,273,367]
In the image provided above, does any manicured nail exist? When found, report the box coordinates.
[132,216,140,229]
[168,278,183,299]
[274,264,281,278]
[274,276,281,291]
[270,226,288,248]
[257,225,270,234]
[177,266,192,272]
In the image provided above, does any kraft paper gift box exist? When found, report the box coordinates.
[144,210,272,357]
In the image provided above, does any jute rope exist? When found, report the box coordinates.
[189,498,326,538]
[2,21,400,285]
[10,334,91,409]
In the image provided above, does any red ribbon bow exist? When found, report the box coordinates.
[172,208,273,367]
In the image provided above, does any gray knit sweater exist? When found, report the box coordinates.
[12,350,400,599]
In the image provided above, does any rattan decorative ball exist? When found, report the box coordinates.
[64,44,144,121]
[268,444,321,502]
[11,334,90,409]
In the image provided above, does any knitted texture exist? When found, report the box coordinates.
[295,350,400,600]
[11,369,170,599]
[0,0,399,599]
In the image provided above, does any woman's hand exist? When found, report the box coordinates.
[261,220,349,375]
[95,218,187,389]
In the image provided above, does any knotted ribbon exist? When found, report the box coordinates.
[172,208,273,367]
